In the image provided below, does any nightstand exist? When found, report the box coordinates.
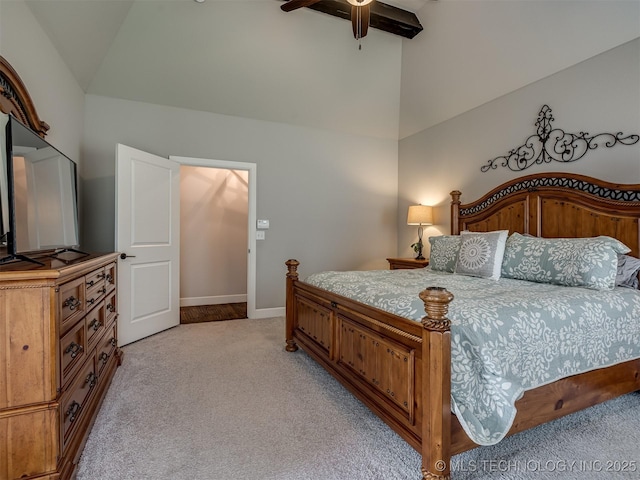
[386,257,430,270]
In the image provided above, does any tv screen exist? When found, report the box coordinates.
[1,113,79,262]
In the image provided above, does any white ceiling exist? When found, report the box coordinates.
[24,0,640,140]
[25,0,428,91]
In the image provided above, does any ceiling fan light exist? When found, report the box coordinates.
[346,0,374,5]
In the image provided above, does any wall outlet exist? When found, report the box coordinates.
[256,231,265,240]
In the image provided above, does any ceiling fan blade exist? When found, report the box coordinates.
[281,0,323,12]
[301,1,422,39]
[351,4,370,39]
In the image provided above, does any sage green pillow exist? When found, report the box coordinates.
[501,233,630,290]
[428,235,461,273]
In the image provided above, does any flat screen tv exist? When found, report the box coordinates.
[0,113,80,265]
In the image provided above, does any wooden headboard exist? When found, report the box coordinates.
[0,55,49,137]
[450,172,640,258]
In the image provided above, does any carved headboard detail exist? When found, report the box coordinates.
[451,172,640,257]
[0,55,49,137]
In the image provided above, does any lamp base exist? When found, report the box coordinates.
[413,227,426,262]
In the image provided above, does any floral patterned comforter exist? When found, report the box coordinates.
[304,268,640,445]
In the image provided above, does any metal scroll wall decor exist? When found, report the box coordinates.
[481,104,639,173]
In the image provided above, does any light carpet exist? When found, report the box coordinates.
[77,317,640,480]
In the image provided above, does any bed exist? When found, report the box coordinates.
[284,171,640,479]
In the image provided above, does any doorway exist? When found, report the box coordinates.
[179,165,248,323]
[116,144,257,346]
[170,156,257,319]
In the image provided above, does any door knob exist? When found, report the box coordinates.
[120,253,137,260]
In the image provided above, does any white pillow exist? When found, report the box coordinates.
[454,230,508,280]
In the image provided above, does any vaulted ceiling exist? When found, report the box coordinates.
[23,0,640,140]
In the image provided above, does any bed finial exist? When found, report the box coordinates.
[285,259,300,352]
[450,190,461,235]
[286,259,299,280]
[420,286,453,331]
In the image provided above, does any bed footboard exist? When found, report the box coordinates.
[285,259,455,480]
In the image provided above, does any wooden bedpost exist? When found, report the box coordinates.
[285,259,300,352]
[450,190,461,235]
[420,286,454,480]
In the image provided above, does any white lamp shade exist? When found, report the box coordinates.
[407,205,433,225]
[346,0,374,5]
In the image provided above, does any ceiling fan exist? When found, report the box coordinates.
[280,0,423,42]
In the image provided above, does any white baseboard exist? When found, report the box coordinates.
[250,307,285,319]
[180,294,247,307]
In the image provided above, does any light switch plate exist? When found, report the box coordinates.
[257,219,270,229]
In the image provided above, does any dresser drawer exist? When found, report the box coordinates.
[60,356,98,450]
[105,290,117,326]
[60,320,86,388]
[86,301,106,351]
[96,324,118,378]
[86,282,107,311]
[105,262,117,294]
[85,267,105,289]
[59,277,86,334]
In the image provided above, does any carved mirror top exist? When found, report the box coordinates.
[0,56,49,137]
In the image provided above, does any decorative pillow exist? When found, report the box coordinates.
[428,235,461,273]
[454,230,508,280]
[501,233,630,290]
[616,254,640,289]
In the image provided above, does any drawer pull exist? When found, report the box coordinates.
[110,338,117,347]
[106,273,114,283]
[97,272,107,279]
[86,280,95,287]
[63,296,81,311]
[66,401,81,423]
[99,352,110,365]
[87,298,96,305]
[85,372,98,388]
[106,303,115,313]
[99,287,107,295]
[65,342,83,359]
[89,319,102,331]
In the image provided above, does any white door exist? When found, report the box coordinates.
[116,144,180,346]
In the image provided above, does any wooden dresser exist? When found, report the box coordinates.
[0,252,121,480]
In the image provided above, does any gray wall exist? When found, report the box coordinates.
[81,95,399,309]
[0,1,84,181]
[0,1,86,244]
[0,1,399,312]
[398,38,640,259]
[400,1,640,138]
[4,1,638,310]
